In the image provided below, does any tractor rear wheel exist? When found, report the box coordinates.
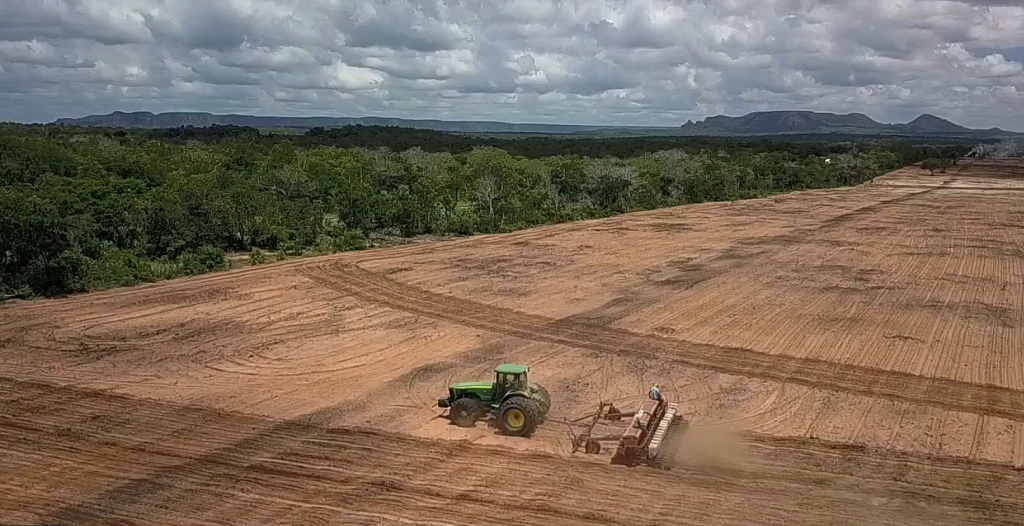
[535,385,551,416]
[450,397,484,427]
[497,397,541,437]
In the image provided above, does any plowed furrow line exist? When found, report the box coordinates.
[303,262,1024,422]
[856,214,929,371]
[994,204,1024,391]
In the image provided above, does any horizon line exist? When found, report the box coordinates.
[41,108,1001,130]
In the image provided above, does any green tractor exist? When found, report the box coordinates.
[436,364,551,437]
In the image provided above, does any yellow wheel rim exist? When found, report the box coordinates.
[505,408,525,429]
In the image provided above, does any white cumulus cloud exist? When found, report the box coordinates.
[0,0,1020,129]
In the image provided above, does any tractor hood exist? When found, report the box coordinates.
[450,381,493,390]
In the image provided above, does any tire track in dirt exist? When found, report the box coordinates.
[300,261,1024,423]
[970,416,988,460]
[1014,423,1024,469]
[848,398,875,443]
[70,294,312,348]
[813,186,939,230]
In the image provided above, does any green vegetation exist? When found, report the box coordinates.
[0,124,968,299]
[920,157,955,174]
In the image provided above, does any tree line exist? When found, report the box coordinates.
[12,122,977,160]
[0,125,966,298]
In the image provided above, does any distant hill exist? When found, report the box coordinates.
[53,111,621,134]
[679,111,1011,136]
[53,110,1016,137]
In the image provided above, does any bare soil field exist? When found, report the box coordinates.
[2,158,1024,525]
[4,378,1023,526]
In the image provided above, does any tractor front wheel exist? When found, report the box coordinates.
[497,397,541,437]
[450,398,484,427]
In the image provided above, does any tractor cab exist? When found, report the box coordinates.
[437,363,530,408]
[493,363,529,400]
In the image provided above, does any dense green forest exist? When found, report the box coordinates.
[9,122,979,158]
[0,124,970,299]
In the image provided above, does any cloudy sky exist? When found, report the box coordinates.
[1,0,1022,129]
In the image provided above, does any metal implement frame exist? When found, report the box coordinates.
[567,402,637,454]
[567,398,686,466]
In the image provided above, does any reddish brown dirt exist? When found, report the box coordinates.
[4,379,1024,526]
[2,158,1024,524]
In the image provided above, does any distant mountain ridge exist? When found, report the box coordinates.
[53,111,613,134]
[52,110,1015,137]
[680,111,1009,136]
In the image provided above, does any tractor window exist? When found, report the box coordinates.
[496,372,527,392]
[497,373,519,392]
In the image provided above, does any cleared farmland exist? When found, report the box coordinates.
[2,158,1024,525]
